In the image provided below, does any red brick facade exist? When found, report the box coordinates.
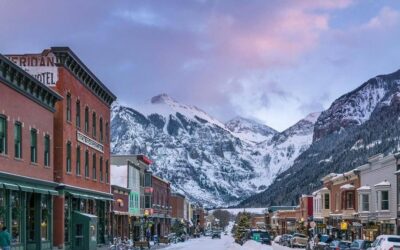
[170,193,185,219]
[0,83,55,181]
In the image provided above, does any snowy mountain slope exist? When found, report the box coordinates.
[240,69,400,207]
[111,94,318,207]
[225,116,277,143]
[314,70,400,141]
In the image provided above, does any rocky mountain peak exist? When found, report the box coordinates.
[150,93,177,105]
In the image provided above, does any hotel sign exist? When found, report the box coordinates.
[6,52,58,86]
[77,131,104,153]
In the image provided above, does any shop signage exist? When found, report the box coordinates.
[77,131,104,153]
[340,221,348,230]
[6,53,59,86]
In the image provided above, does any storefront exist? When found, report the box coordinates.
[0,174,58,250]
[57,186,112,250]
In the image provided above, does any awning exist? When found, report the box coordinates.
[19,185,58,196]
[340,184,355,190]
[67,191,113,201]
[1,183,19,190]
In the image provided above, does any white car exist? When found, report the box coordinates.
[373,235,400,250]
[274,235,282,243]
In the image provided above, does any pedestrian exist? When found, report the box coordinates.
[0,226,11,250]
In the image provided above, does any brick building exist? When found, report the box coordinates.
[0,53,62,250]
[111,185,130,240]
[150,175,171,237]
[170,193,185,220]
[6,47,116,249]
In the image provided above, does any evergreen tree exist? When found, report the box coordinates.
[234,212,251,242]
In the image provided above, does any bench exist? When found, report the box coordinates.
[134,241,150,249]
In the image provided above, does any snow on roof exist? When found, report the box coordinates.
[340,184,355,190]
[374,180,390,187]
[357,185,371,191]
[312,187,329,195]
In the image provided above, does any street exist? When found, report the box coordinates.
[157,233,306,250]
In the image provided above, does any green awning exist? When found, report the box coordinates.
[19,185,57,196]
[19,185,34,192]
[2,183,19,190]
[67,192,113,201]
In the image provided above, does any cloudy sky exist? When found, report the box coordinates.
[1,0,400,131]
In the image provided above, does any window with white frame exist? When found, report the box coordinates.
[381,190,389,210]
[361,194,369,211]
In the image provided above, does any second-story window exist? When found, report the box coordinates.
[324,193,330,209]
[345,192,354,209]
[76,101,81,128]
[99,118,103,143]
[92,153,96,180]
[66,93,71,122]
[105,122,109,143]
[99,157,103,182]
[85,150,89,178]
[85,107,89,133]
[106,160,109,183]
[14,122,22,158]
[361,194,369,211]
[92,112,96,138]
[30,129,37,163]
[44,135,50,166]
[66,141,71,173]
[0,115,7,154]
[381,190,389,210]
[76,146,81,176]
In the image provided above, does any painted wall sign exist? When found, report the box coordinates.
[77,131,104,153]
[6,52,58,86]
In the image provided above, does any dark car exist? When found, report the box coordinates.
[280,234,293,247]
[350,240,373,250]
[212,231,221,239]
[328,240,352,250]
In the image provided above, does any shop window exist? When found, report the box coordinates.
[41,195,50,241]
[76,146,81,176]
[27,193,35,242]
[14,122,22,158]
[85,150,89,178]
[64,196,70,243]
[381,190,389,210]
[92,112,96,138]
[85,107,89,133]
[92,153,97,180]
[361,194,370,211]
[76,101,81,128]
[30,129,37,163]
[99,118,103,142]
[66,141,71,173]
[0,188,5,229]
[66,93,71,122]
[44,135,50,166]
[0,115,7,154]
[324,193,330,209]
[11,191,20,244]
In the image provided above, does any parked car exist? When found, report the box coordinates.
[204,230,212,237]
[290,233,308,248]
[373,235,400,250]
[274,235,282,243]
[328,240,352,250]
[212,231,221,239]
[281,234,293,247]
[350,240,373,250]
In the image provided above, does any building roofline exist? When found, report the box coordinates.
[0,53,62,112]
[50,47,116,106]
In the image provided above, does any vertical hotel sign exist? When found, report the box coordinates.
[6,52,58,86]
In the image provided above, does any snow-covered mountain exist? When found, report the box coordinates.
[225,117,277,143]
[111,94,319,207]
[240,69,400,207]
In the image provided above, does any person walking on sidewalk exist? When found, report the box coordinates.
[0,226,11,250]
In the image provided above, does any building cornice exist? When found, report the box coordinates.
[0,53,62,112]
[50,47,116,107]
